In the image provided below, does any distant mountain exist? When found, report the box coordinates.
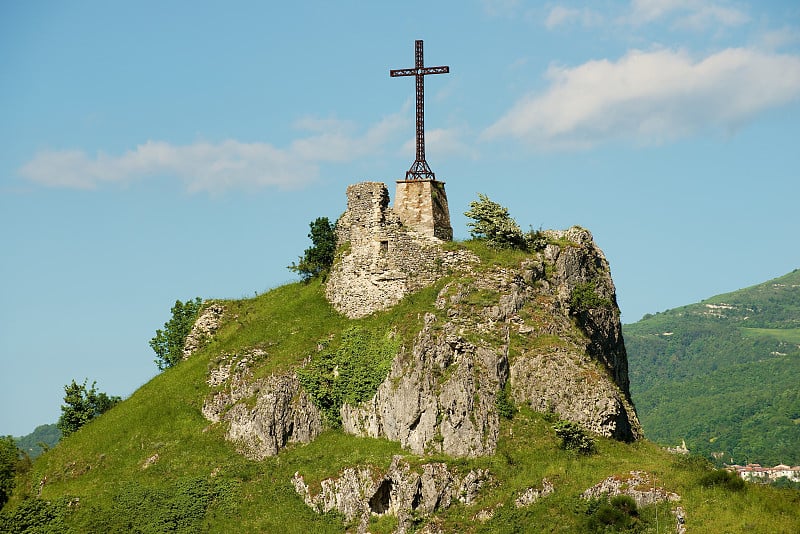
[15,424,60,459]
[625,269,800,466]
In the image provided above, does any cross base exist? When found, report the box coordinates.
[405,159,437,181]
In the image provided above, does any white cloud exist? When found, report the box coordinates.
[545,6,603,29]
[400,127,473,160]
[758,27,800,52]
[19,112,410,193]
[628,0,749,29]
[19,140,316,192]
[484,47,800,149]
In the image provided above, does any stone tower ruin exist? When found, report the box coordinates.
[394,179,453,241]
[325,180,471,318]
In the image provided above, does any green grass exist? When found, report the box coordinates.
[455,239,533,268]
[740,327,800,344]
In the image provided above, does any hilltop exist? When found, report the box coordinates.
[2,182,799,533]
[625,269,800,466]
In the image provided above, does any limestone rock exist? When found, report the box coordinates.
[515,478,554,507]
[341,224,641,452]
[202,351,323,460]
[292,455,491,533]
[581,471,681,509]
[582,473,686,534]
[183,303,224,359]
[341,315,507,457]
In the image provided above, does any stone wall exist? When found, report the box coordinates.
[394,180,453,241]
[326,181,474,319]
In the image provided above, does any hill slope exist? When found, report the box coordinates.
[625,269,800,465]
[3,247,799,533]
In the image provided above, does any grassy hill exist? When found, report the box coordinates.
[3,251,799,532]
[625,269,800,466]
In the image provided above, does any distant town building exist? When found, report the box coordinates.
[727,463,800,483]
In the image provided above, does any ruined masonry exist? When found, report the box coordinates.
[325,180,467,319]
[394,179,452,241]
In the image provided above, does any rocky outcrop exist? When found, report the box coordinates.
[341,225,641,453]
[341,312,507,457]
[183,303,224,359]
[507,228,641,441]
[202,350,323,460]
[195,180,639,461]
[515,478,554,507]
[581,471,681,509]
[292,455,490,534]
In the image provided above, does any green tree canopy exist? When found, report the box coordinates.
[0,436,19,508]
[150,297,203,370]
[464,194,528,249]
[57,379,121,437]
[288,217,336,282]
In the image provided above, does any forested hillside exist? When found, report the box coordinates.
[15,425,60,460]
[626,269,800,466]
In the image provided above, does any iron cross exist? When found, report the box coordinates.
[390,40,449,181]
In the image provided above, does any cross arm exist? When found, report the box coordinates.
[390,66,450,77]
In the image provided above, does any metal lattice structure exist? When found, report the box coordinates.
[390,40,449,181]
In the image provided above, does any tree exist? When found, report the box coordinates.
[464,194,526,249]
[0,436,19,508]
[150,297,203,370]
[57,379,121,437]
[288,217,337,281]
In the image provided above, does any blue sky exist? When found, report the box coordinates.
[2,0,799,437]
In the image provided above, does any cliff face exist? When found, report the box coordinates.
[339,226,641,456]
[196,182,640,462]
[202,349,324,460]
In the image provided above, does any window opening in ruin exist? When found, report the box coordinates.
[380,240,389,253]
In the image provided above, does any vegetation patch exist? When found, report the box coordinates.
[298,326,399,426]
[740,327,800,344]
[553,420,597,455]
[699,469,746,492]
[583,494,641,532]
[495,383,517,420]
[569,281,612,313]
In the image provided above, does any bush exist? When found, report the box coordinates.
[150,297,203,370]
[699,469,746,491]
[524,227,548,252]
[57,380,121,437]
[496,383,517,419]
[585,495,640,532]
[464,194,526,249]
[569,281,611,313]
[0,497,72,533]
[553,420,597,455]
